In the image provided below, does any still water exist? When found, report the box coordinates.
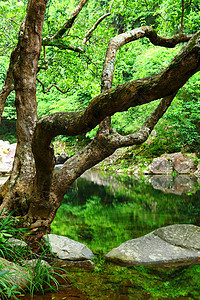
[49,170,200,299]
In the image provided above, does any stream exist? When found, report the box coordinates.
[49,169,200,299]
[20,169,200,299]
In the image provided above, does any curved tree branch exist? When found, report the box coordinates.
[34,29,200,147]
[99,25,192,134]
[50,92,176,204]
[31,29,200,203]
[101,26,193,92]
[110,92,177,148]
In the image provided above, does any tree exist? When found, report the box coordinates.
[0,0,199,240]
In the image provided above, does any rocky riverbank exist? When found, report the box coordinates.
[93,148,200,178]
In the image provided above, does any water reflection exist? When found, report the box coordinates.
[81,169,200,195]
[149,175,199,195]
[51,170,200,299]
[52,169,200,254]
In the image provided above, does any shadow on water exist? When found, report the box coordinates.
[48,169,200,299]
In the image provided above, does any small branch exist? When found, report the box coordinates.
[51,0,89,41]
[180,0,185,33]
[82,13,111,47]
[36,78,70,94]
[0,45,19,122]
[37,66,48,73]
[109,0,115,12]
[82,0,115,47]
[42,39,84,53]
[111,93,177,148]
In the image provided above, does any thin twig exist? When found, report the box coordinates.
[42,39,84,53]
[180,0,185,33]
[36,78,70,94]
[82,0,115,47]
[51,0,89,41]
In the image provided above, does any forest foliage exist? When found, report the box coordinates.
[0,0,200,155]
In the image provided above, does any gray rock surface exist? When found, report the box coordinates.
[23,259,51,269]
[0,175,9,185]
[148,152,198,175]
[194,161,200,177]
[8,238,28,248]
[170,152,196,174]
[105,224,200,267]
[0,141,16,174]
[149,157,173,174]
[43,234,94,260]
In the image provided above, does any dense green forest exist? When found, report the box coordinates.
[0,0,199,156]
[0,1,199,299]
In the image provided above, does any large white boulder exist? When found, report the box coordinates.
[43,234,94,261]
[105,224,200,267]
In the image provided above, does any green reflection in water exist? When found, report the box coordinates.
[51,172,200,299]
[51,174,200,254]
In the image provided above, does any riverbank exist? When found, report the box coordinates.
[53,138,200,179]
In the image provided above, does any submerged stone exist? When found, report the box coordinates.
[105,224,200,267]
[43,234,94,261]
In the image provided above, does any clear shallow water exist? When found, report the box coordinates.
[52,170,200,253]
[49,170,200,299]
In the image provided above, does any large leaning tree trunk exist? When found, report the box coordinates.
[0,1,45,217]
[0,0,199,238]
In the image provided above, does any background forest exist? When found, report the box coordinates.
[0,0,200,157]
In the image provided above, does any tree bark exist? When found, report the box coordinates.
[0,0,199,237]
[0,0,47,216]
[28,30,200,229]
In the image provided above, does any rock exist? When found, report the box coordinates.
[55,258,95,269]
[3,143,17,164]
[8,238,27,248]
[148,152,198,175]
[149,157,173,174]
[23,259,51,269]
[43,234,94,261]
[105,224,200,267]
[0,162,12,174]
[55,152,70,164]
[0,141,16,174]
[154,224,200,250]
[194,161,200,177]
[0,176,9,185]
[54,164,63,170]
[169,152,196,174]
[0,257,31,290]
